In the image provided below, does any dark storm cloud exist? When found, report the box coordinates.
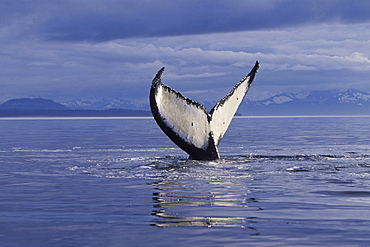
[3,0,370,42]
[47,0,370,41]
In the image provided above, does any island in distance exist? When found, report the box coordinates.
[0,98,151,117]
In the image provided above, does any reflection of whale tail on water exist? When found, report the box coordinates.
[151,179,261,229]
[150,62,260,160]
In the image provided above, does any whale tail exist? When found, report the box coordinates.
[150,61,260,160]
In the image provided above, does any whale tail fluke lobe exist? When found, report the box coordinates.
[150,61,260,160]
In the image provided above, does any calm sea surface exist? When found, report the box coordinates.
[1,116,370,246]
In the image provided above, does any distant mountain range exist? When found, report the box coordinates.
[239,89,370,115]
[0,98,69,111]
[1,89,370,117]
[60,89,370,115]
[0,98,151,117]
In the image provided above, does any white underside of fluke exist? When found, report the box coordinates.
[150,62,259,159]
[210,77,252,146]
[156,86,211,150]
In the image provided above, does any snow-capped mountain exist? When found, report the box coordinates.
[240,89,370,115]
[61,98,148,111]
[254,92,310,106]
[338,89,370,105]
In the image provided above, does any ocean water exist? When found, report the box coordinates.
[1,116,370,246]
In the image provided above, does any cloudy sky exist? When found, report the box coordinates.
[1,0,370,104]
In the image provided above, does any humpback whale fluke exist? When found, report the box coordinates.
[150,61,260,160]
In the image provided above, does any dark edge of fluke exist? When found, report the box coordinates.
[149,61,259,160]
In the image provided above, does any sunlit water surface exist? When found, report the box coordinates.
[1,116,370,246]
